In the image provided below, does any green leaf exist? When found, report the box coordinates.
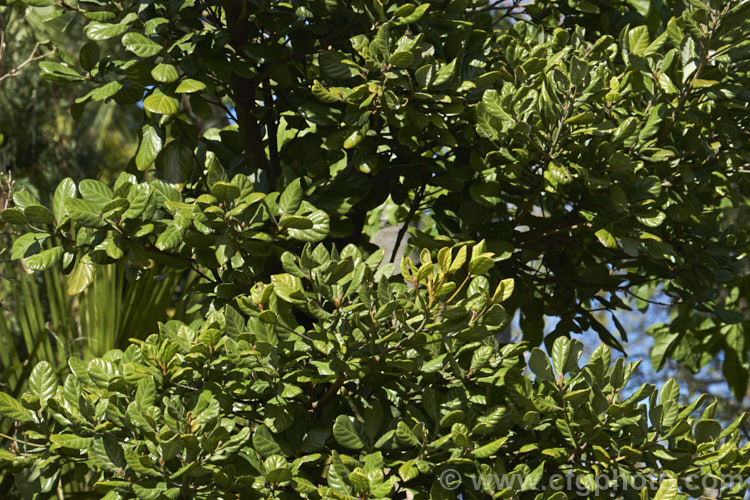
[159,140,194,184]
[13,190,40,210]
[24,247,63,271]
[551,336,571,376]
[175,78,206,93]
[393,4,416,19]
[102,199,129,220]
[470,346,493,371]
[29,361,57,407]
[389,50,414,68]
[79,179,114,205]
[0,392,34,423]
[80,41,100,71]
[86,22,129,41]
[396,421,420,447]
[349,469,370,495]
[398,460,418,481]
[611,117,638,143]
[121,32,162,57]
[468,256,494,275]
[253,426,284,457]
[432,58,456,86]
[637,211,666,228]
[210,181,240,201]
[279,215,313,230]
[528,348,555,382]
[50,434,92,450]
[11,233,48,260]
[287,209,329,242]
[265,461,292,484]
[135,377,156,409]
[595,228,617,249]
[65,198,106,227]
[68,255,96,295]
[1,208,27,225]
[520,461,545,491]
[422,354,446,373]
[370,24,391,62]
[151,63,179,83]
[628,26,650,56]
[658,378,679,405]
[88,358,117,388]
[472,436,508,458]
[155,224,182,251]
[271,274,305,304]
[89,81,123,102]
[639,103,664,141]
[279,178,303,215]
[327,451,353,496]
[398,3,430,24]
[482,89,512,121]
[653,477,678,500]
[24,205,55,226]
[124,448,161,478]
[343,130,363,148]
[319,52,359,80]
[312,80,340,103]
[491,278,514,303]
[333,416,365,449]
[143,89,180,115]
[123,184,151,219]
[39,61,83,82]
[136,126,163,171]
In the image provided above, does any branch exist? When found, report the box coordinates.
[0,43,54,84]
[263,77,280,178]
[624,289,675,307]
[389,183,426,263]
[219,1,276,185]
[312,375,344,410]
[0,432,46,448]
[655,16,715,145]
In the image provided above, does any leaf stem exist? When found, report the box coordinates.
[0,432,45,448]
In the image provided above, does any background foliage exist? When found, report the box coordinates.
[0,0,748,497]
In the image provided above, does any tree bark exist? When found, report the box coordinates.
[220,1,279,187]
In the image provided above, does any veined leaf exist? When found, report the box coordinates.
[24,205,55,226]
[68,254,96,295]
[122,32,162,57]
[24,246,63,271]
[333,416,365,449]
[151,63,178,83]
[80,179,114,205]
[0,393,35,423]
[143,89,179,115]
[86,22,129,41]
[65,198,106,227]
[175,78,206,93]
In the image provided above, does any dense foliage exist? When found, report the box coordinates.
[4,0,750,389]
[0,0,749,497]
[2,230,749,498]
[0,3,180,453]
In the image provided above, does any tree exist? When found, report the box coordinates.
[0,0,748,497]
[0,7,187,477]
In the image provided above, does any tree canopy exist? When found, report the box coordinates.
[0,0,749,498]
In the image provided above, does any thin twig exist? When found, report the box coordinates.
[0,43,54,84]
[0,432,46,448]
[625,289,674,307]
